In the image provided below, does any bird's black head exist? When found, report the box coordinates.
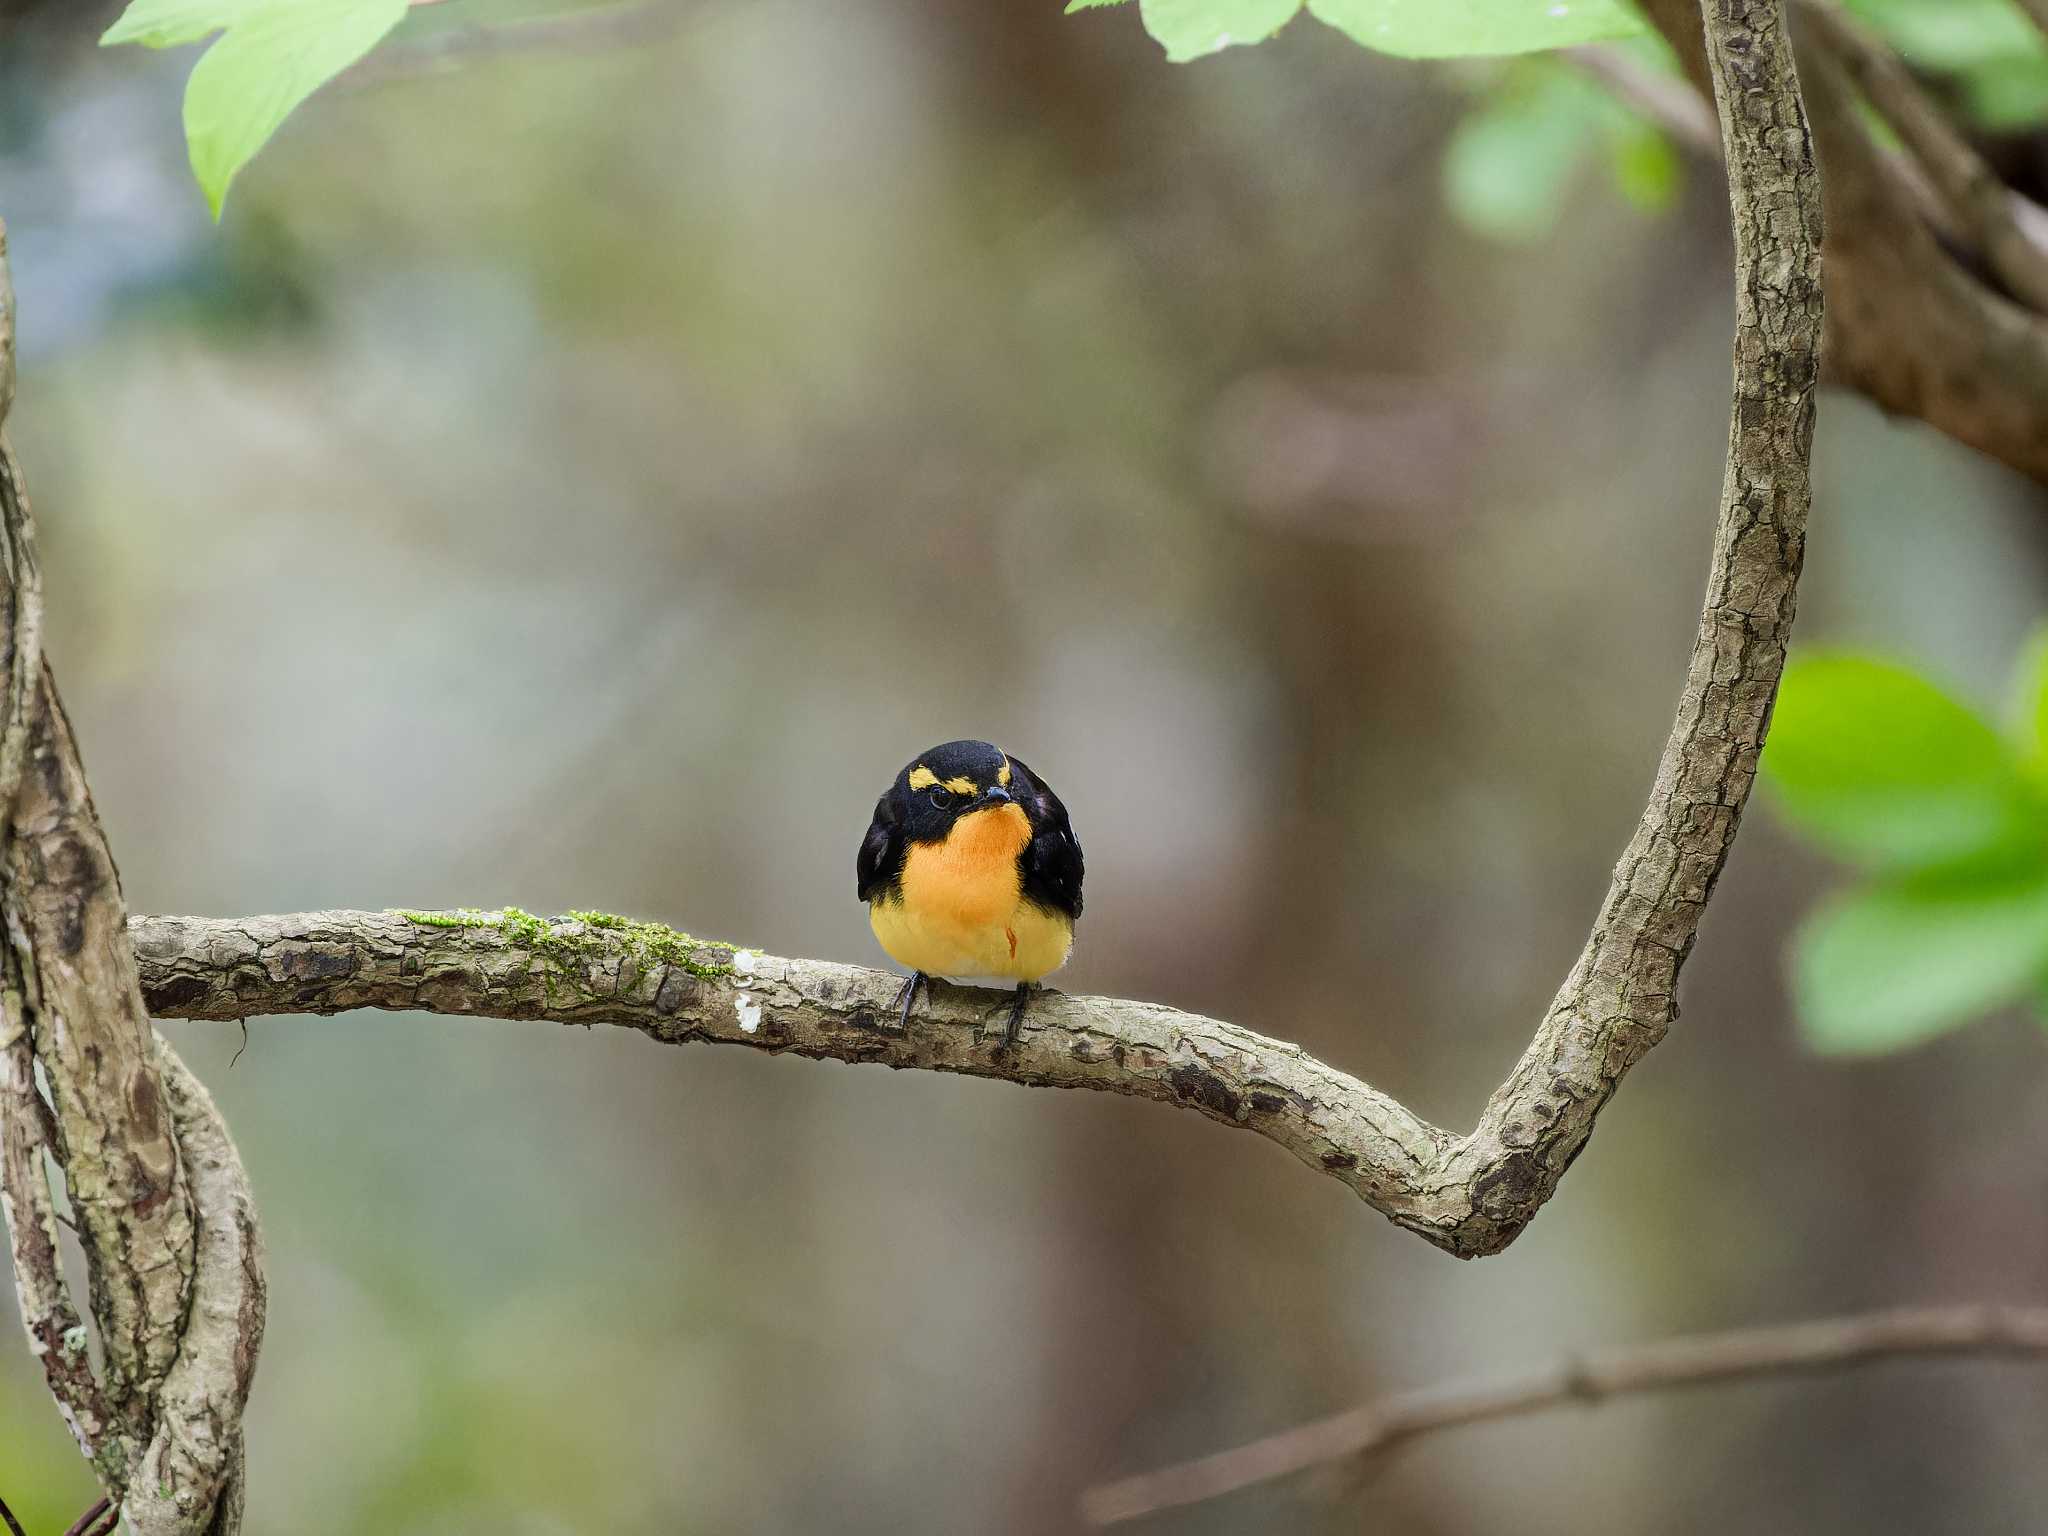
[890,738,1020,843]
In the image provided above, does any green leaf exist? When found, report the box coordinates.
[1764,653,2045,869]
[1137,0,1301,61]
[1306,0,1643,59]
[181,0,409,219]
[1794,870,2048,1055]
[1065,0,1133,10]
[100,0,271,49]
[1442,75,1599,242]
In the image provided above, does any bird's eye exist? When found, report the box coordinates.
[928,788,955,811]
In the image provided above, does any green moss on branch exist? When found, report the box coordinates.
[393,906,740,982]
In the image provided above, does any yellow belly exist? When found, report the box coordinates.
[870,803,1074,982]
[870,893,1074,982]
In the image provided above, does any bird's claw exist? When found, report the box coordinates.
[1001,981,1032,1050]
[894,970,926,1033]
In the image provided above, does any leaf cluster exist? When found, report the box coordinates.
[1765,638,2048,1055]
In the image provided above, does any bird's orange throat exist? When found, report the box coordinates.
[902,803,1031,926]
[873,802,1072,982]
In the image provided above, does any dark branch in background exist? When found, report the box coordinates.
[1797,0,2048,314]
[1639,0,2048,485]
[1081,1305,2048,1524]
[0,223,265,1534]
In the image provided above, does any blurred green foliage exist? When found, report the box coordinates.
[1850,0,2048,128]
[109,0,1654,216]
[101,0,2048,239]
[1442,52,1679,243]
[1437,0,2048,246]
[1766,639,2048,1055]
[1076,0,1643,63]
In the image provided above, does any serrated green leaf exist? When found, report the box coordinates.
[1764,653,2045,869]
[101,0,271,49]
[1794,870,2048,1055]
[1442,76,1598,242]
[1137,0,1301,60]
[1306,0,1642,59]
[182,0,409,220]
[1065,0,1134,10]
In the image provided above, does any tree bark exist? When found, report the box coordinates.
[0,219,264,1535]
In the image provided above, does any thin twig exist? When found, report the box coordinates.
[60,1498,108,1536]
[1082,1304,2048,1524]
[1797,0,2048,313]
[0,1495,25,1536]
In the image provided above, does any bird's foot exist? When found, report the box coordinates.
[893,970,927,1033]
[1001,981,1034,1050]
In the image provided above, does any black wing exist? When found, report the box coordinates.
[856,791,904,903]
[1008,756,1084,921]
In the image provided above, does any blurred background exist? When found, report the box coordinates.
[2,2,2046,1531]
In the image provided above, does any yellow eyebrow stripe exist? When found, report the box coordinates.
[907,765,981,796]
[997,758,1012,787]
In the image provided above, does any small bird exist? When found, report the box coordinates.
[857,739,1083,1045]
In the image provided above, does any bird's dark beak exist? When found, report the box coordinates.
[978,785,1012,807]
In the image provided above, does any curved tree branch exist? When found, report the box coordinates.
[10,665,197,1426]
[133,907,1457,1227]
[1080,1304,2048,1524]
[0,221,264,1533]
[0,949,113,1476]
[130,1047,264,1536]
